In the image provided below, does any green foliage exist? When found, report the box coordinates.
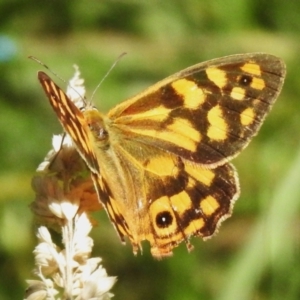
[0,1,299,299]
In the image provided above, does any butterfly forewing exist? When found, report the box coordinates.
[38,72,99,173]
[109,53,285,166]
[38,53,286,258]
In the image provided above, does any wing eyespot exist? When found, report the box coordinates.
[238,75,253,86]
[156,211,173,228]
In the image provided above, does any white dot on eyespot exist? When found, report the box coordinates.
[137,199,144,210]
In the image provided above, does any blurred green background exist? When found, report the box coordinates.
[0,0,299,299]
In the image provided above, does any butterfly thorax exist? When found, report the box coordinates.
[84,109,142,225]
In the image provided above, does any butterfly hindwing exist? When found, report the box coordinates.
[89,123,240,256]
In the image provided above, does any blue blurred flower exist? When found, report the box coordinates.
[0,36,17,62]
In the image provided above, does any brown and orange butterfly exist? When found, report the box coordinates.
[38,53,286,258]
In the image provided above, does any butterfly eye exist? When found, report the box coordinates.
[88,121,108,141]
[98,128,108,140]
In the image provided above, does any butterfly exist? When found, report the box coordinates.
[38,53,286,258]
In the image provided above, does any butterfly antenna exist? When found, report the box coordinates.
[29,56,67,83]
[90,52,127,101]
[29,56,87,105]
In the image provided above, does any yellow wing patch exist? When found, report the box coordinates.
[207,105,228,141]
[172,79,206,107]
[206,67,227,89]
